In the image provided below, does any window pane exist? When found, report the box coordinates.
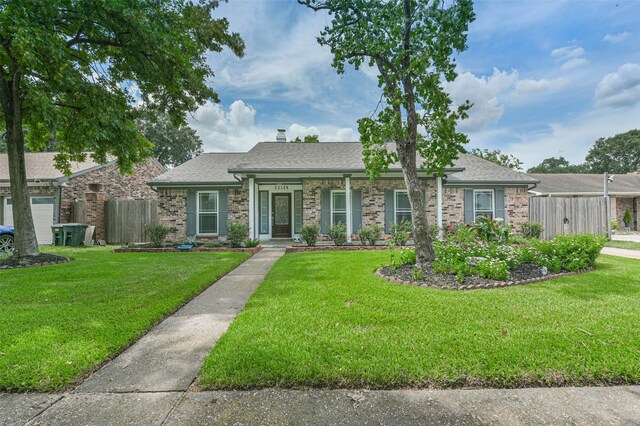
[474,191,493,211]
[333,192,346,211]
[32,197,54,205]
[199,213,217,234]
[332,212,347,225]
[475,212,493,221]
[199,193,217,212]
[259,191,268,234]
[396,191,410,210]
[396,212,412,224]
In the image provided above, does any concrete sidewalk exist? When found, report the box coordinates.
[601,247,640,259]
[4,386,639,425]
[76,247,285,394]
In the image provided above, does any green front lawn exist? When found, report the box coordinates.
[0,246,250,392]
[199,251,640,389]
[606,240,640,251]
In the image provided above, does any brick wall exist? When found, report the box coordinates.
[615,196,636,229]
[506,187,529,231]
[228,181,249,224]
[157,188,188,242]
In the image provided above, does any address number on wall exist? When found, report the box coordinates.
[274,185,289,190]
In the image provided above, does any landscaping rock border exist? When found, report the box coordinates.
[375,267,592,291]
[114,246,262,253]
[286,245,390,253]
[0,255,71,270]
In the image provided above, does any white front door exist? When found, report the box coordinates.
[4,196,55,245]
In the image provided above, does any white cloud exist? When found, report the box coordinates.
[551,45,588,70]
[445,69,568,132]
[603,32,631,43]
[594,63,640,108]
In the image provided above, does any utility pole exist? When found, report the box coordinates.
[604,172,612,240]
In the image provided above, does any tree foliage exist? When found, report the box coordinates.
[0,0,244,257]
[527,157,589,174]
[293,134,320,143]
[301,0,474,266]
[470,148,522,171]
[584,129,640,174]
[137,112,203,168]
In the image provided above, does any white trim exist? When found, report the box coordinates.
[437,176,443,239]
[473,189,495,221]
[345,176,352,243]
[196,190,219,235]
[394,189,412,224]
[256,183,302,240]
[330,190,347,226]
[248,177,255,239]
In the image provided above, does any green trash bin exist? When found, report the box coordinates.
[63,223,89,247]
[51,225,64,246]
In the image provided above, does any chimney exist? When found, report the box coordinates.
[276,128,287,142]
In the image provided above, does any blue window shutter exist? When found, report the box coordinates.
[321,190,330,234]
[351,189,362,233]
[464,189,474,223]
[186,190,197,236]
[218,189,228,235]
[495,188,506,225]
[384,189,394,233]
[294,190,303,234]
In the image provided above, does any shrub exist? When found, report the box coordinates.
[399,248,416,266]
[623,208,633,226]
[475,258,509,281]
[474,216,510,244]
[520,222,542,239]
[391,220,412,246]
[204,242,222,248]
[228,222,249,248]
[428,225,440,240]
[531,233,605,272]
[244,239,260,248]
[509,235,531,246]
[329,222,348,246]
[357,225,382,246]
[300,224,320,247]
[144,223,172,248]
[611,220,618,231]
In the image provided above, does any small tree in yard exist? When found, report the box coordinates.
[300,0,475,271]
[0,1,244,259]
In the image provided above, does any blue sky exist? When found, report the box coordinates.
[187,0,640,170]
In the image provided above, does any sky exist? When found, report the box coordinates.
[187,0,640,170]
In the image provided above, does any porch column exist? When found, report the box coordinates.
[248,176,255,239]
[345,174,352,243]
[436,175,444,239]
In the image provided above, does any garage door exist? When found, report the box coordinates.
[3,196,54,245]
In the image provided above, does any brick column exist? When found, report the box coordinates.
[84,191,107,240]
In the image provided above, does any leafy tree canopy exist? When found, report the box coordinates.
[584,129,640,174]
[293,134,320,143]
[137,111,203,168]
[470,148,522,171]
[527,157,588,174]
[301,0,474,265]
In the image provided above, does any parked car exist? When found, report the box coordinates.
[0,225,14,254]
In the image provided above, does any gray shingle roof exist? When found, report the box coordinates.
[151,142,538,185]
[530,173,640,196]
[0,152,109,181]
[150,153,245,185]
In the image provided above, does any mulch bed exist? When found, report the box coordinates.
[114,246,262,253]
[0,253,70,270]
[377,262,593,290]
[286,245,390,253]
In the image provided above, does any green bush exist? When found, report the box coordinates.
[300,224,320,247]
[611,220,618,231]
[474,216,510,244]
[228,222,249,248]
[357,225,382,246]
[624,208,633,226]
[328,222,347,246]
[144,223,172,248]
[520,221,542,239]
[391,220,412,246]
[204,242,222,248]
[532,233,605,272]
[475,258,509,281]
[244,239,260,248]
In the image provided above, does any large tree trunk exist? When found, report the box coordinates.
[2,75,40,258]
[397,143,435,268]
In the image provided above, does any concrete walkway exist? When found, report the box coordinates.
[601,247,640,259]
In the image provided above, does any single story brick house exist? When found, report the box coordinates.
[529,173,640,231]
[150,137,539,243]
[0,153,165,244]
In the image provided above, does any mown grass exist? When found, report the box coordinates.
[606,240,640,251]
[0,246,250,392]
[199,251,640,390]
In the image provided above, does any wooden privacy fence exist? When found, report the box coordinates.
[104,199,158,244]
[529,196,608,240]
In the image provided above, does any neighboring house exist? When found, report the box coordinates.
[529,173,640,231]
[150,134,539,243]
[0,153,165,244]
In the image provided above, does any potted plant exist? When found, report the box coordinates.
[623,208,633,229]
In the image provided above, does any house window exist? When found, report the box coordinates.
[474,189,494,221]
[331,191,347,225]
[197,191,218,234]
[395,190,412,224]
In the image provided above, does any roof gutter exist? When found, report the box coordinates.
[227,167,465,174]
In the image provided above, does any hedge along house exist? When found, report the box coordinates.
[150,132,539,243]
